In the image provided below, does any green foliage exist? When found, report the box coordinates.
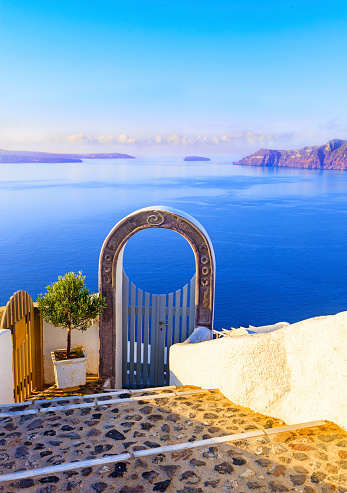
[37,272,106,330]
[73,344,84,358]
[37,272,106,331]
[37,272,106,358]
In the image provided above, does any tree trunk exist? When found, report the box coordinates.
[67,328,71,359]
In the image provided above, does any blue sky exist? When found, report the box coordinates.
[1,0,347,156]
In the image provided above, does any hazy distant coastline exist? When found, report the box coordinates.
[234,139,347,171]
[0,149,135,163]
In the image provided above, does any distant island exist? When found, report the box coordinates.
[234,139,347,171]
[184,156,211,161]
[0,149,135,163]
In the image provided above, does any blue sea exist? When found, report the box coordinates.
[1,156,347,330]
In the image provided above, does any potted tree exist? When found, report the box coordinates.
[37,272,106,389]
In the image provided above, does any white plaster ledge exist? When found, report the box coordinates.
[169,311,347,430]
[0,329,14,404]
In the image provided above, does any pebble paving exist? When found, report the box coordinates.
[0,385,346,492]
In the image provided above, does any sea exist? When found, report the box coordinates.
[1,156,347,330]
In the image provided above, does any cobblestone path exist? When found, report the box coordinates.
[0,387,346,492]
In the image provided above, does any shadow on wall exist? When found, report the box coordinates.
[43,320,99,385]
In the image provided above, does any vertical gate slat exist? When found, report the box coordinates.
[129,283,136,389]
[157,295,166,387]
[18,345,23,403]
[150,296,158,386]
[14,338,20,400]
[1,303,7,329]
[29,302,35,394]
[15,291,20,321]
[13,292,18,323]
[21,291,24,319]
[181,283,188,342]
[165,292,174,382]
[174,289,181,344]
[143,292,150,387]
[22,292,27,399]
[24,339,29,397]
[122,272,129,387]
[21,292,28,398]
[23,294,28,395]
[19,291,23,319]
[189,275,196,336]
[28,298,34,394]
[136,289,143,388]
[17,292,24,402]
[28,294,34,394]
[22,292,27,400]
[21,344,26,401]
[24,293,30,396]
[13,293,23,402]
[34,306,44,389]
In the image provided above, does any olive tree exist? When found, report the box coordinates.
[37,272,106,358]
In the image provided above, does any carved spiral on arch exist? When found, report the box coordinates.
[147,213,164,226]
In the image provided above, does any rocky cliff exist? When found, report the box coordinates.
[234,139,347,170]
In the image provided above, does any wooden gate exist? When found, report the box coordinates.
[122,271,196,388]
[0,291,43,402]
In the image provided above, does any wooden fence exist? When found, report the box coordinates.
[0,291,43,402]
[122,272,196,388]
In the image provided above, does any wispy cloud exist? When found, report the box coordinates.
[318,119,347,133]
[1,125,344,155]
[62,131,295,148]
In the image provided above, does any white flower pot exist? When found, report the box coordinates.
[51,349,88,389]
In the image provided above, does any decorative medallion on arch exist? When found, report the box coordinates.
[99,206,216,387]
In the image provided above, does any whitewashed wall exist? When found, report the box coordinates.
[43,321,99,385]
[0,329,14,404]
[170,311,347,431]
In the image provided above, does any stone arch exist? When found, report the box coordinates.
[98,206,216,387]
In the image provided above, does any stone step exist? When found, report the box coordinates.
[0,421,326,484]
[0,386,208,417]
[0,386,345,492]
